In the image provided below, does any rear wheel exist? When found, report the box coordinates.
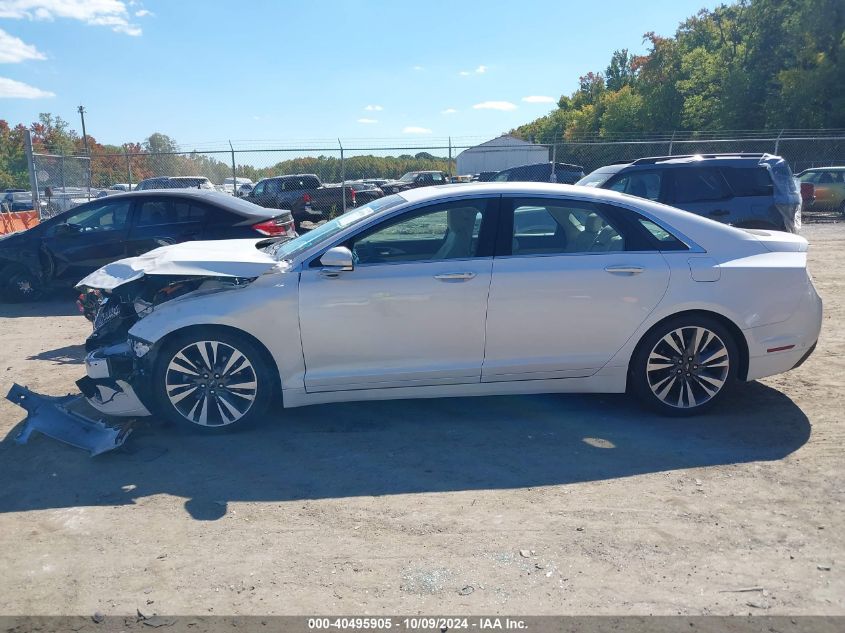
[1,265,43,302]
[630,315,738,416]
[152,328,274,432]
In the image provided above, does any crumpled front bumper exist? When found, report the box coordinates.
[79,342,152,417]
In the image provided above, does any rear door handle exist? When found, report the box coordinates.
[604,265,644,275]
[434,272,476,281]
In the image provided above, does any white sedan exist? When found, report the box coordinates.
[76,183,822,428]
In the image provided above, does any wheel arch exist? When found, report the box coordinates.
[627,309,749,383]
[147,323,283,401]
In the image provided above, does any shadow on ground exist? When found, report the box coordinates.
[0,294,80,318]
[0,381,809,520]
[26,344,86,365]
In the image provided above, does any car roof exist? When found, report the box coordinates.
[79,189,281,220]
[801,166,845,172]
[611,153,780,168]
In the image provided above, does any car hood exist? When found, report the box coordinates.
[76,239,281,290]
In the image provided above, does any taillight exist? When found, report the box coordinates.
[253,217,296,236]
[349,187,356,206]
[302,193,312,206]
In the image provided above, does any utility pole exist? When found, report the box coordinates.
[77,105,90,156]
[78,105,92,199]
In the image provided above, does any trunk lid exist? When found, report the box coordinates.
[744,228,809,253]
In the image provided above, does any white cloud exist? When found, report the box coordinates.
[473,101,518,111]
[357,118,378,124]
[0,28,46,63]
[402,126,432,134]
[134,8,152,17]
[364,104,383,111]
[441,108,457,115]
[0,0,143,36]
[522,95,555,103]
[0,76,54,98]
[461,65,487,76]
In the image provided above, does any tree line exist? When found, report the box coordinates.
[512,0,844,143]
[0,118,450,190]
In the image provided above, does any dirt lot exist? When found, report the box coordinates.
[0,223,842,616]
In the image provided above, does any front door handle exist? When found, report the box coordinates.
[434,272,476,281]
[709,209,730,216]
[605,265,645,275]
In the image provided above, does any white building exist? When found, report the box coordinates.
[456,135,550,175]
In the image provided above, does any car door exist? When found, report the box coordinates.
[482,196,670,381]
[125,197,206,255]
[248,180,273,208]
[298,196,499,392]
[43,198,133,282]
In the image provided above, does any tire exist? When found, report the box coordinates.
[630,315,739,416]
[1,265,43,302]
[151,327,275,432]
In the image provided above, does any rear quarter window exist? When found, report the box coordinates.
[720,167,773,197]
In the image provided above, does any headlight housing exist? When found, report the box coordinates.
[128,335,152,358]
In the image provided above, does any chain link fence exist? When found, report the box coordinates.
[22,130,845,223]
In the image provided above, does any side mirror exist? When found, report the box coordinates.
[319,246,354,276]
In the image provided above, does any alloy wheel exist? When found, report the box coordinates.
[165,340,258,426]
[645,326,730,409]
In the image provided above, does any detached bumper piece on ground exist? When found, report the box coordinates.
[7,383,135,456]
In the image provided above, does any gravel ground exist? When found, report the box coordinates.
[0,223,842,616]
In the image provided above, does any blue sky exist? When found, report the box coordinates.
[1,0,726,148]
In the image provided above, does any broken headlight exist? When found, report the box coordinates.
[128,335,153,358]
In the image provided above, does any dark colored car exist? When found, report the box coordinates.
[0,190,294,301]
[379,171,450,195]
[2,191,38,212]
[246,174,383,230]
[493,162,584,184]
[475,171,498,182]
[577,153,801,233]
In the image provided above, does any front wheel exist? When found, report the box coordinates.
[1,265,43,302]
[151,328,275,432]
[630,315,738,416]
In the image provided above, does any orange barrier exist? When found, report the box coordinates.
[0,210,39,234]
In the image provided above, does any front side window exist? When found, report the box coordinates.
[608,170,663,201]
[508,198,626,255]
[64,201,131,232]
[252,181,266,196]
[349,199,492,265]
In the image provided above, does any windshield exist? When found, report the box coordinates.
[576,169,619,188]
[269,194,406,261]
[398,172,418,183]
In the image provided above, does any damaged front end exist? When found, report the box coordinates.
[13,239,282,454]
[78,274,257,417]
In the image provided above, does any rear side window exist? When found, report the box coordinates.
[673,168,730,203]
[720,167,773,197]
[507,198,629,255]
[608,170,662,201]
[137,200,204,226]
